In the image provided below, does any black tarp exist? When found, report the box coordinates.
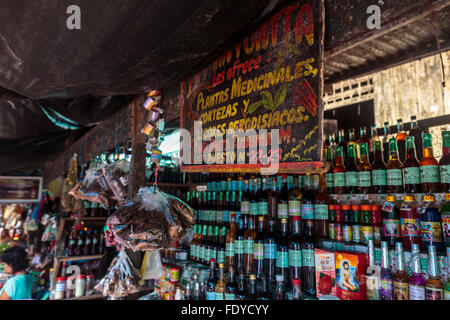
[0,0,277,175]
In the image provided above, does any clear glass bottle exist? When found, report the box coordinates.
[274,274,285,300]
[366,240,380,300]
[214,263,226,300]
[205,259,218,300]
[379,241,394,300]
[425,245,443,300]
[291,278,303,300]
[393,242,409,300]
[409,243,426,300]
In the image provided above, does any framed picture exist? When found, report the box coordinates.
[0,176,43,203]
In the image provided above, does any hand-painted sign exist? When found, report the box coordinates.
[166,0,325,173]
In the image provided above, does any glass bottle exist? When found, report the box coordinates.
[352,204,362,244]
[205,259,218,300]
[225,213,236,269]
[420,194,444,254]
[277,175,289,229]
[190,225,198,262]
[379,241,394,300]
[301,218,316,297]
[399,195,421,252]
[361,205,374,245]
[325,147,334,194]
[342,204,353,243]
[243,215,256,276]
[425,245,443,300]
[91,229,99,255]
[409,244,426,300]
[291,278,303,300]
[441,193,450,247]
[408,115,423,162]
[267,177,279,222]
[366,240,380,300]
[215,263,226,300]
[83,228,91,256]
[369,124,379,164]
[264,219,277,294]
[256,274,270,300]
[274,274,285,300]
[333,146,347,194]
[257,177,269,221]
[358,142,372,194]
[276,219,290,289]
[328,204,336,241]
[288,175,303,231]
[334,204,344,242]
[382,121,391,164]
[234,216,245,273]
[393,242,409,300]
[348,128,359,163]
[301,174,315,235]
[371,141,387,193]
[371,205,383,246]
[420,133,440,193]
[403,136,422,193]
[76,231,84,256]
[289,216,302,287]
[253,216,265,276]
[246,274,257,300]
[382,195,401,249]
[396,119,407,164]
[67,227,77,256]
[358,126,370,162]
[314,173,330,239]
[345,144,359,194]
[217,226,226,265]
[235,270,246,300]
[444,247,450,300]
[337,129,347,166]
[440,131,450,193]
[225,266,237,300]
[386,138,404,193]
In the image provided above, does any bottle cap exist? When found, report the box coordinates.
[342,204,351,210]
[281,218,288,223]
[76,275,85,279]
[404,195,415,202]
[258,216,264,221]
[445,193,450,201]
[218,263,224,268]
[249,274,256,280]
[209,258,215,263]
[395,242,403,251]
[328,204,335,210]
[334,204,342,210]
[87,274,95,279]
[423,194,434,202]
[275,274,284,282]
[351,205,360,211]
[361,205,371,211]
[371,205,380,211]
[292,279,301,285]
[56,277,66,281]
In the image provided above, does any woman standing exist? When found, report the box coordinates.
[0,246,33,300]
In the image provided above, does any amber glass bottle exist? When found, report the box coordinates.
[393,242,409,300]
[408,116,423,161]
[337,129,347,165]
[440,131,450,193]
[348,128,359,163]
[425,245,444,300]
[382,122,391,164]
[243,215,257,276]
[345,144,359,194]
[358,126,370,163]
[420,133,440,193]
[357,142,372,194]
[403,136,421,193]
[333,146,346,194]
[371,141,387,194]
[396,119,407,164]
[386,138,404,193]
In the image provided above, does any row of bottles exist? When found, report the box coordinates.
[64,227,105,256]
[366,241,450,300]
[325,131,450,194]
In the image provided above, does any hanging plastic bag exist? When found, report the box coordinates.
[140,250,164,280]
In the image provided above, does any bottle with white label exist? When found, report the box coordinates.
[366,240,381,300]
[409,244,426,300]
[425,245,443,300]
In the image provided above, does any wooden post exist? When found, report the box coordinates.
[127,97,147,200]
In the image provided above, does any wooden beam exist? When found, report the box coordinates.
[127,97,147,199]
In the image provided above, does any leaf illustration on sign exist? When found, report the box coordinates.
[260,91,274,111]
[248,100,263,114]
[273,84,287,110]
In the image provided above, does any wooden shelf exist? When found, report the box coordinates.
[56,254,103,262]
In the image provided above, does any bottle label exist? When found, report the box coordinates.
[217,250,225,264]
[258,201,268,215]
[216,211,223,223]
[241,201,250,214]
[420,221,442,242]
[400,218,420,237]
[386,169,403,186]
[409,284,425,300]
[85,239,91,245]
[361,226,374,244]
[289,201,301,217]
[374,227,381,243]
[253,243,264,260]
[223,211,230,223]
[379,278,393,300]
[191,244,197,258]
[352,225,361,242]
[250,203,259,216]
[345,171,358,187]
[199,246,205,261]
[393,281,409,300]
[70,240,75,246]
[264,243,276,260]
[358,171,371,187]
[211,248,218,261]
[372,169,387,186]
[277,203,288,219]
[205,248,212,261]
[343,225,352,242]
[442,216,450,244]
[224,293,235,300]
[333,172,345,187]
[56,283,65,292]
[445,290,450,300]
[78,240,84,246]
[326,173,334,188]
[288,249,302,267]
[440,165,450,183]
[329,223,335,240]
[404,167,421,185]
[420,165,439,183]
[276,250,289,268]
[335,224,343,241]
[425,287,443,300]
[225,242,235,257]
[314,204,328,220]
[301,249,314,267]
[301,204,314,220]
[215,292,224,300]
[92,238,98,244]
[382,219,400,237]
[206,291,216,300]
[244,240,254,254]
[234,240,244,254]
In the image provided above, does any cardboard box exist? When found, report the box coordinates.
[335,251,367,300]
[314,249,337,298]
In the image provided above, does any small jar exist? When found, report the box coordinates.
[170,267,180,283]
[75,275,86,297]
[65,276,75,299]
[55,277,66,300]
[85,274,95,296]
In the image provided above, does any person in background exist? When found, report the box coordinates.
[0,246,33,300]
[0,229,18,248]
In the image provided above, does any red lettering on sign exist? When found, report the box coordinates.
[282,4,299,42]
[295,4,314,46]
[254,20,270,51]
